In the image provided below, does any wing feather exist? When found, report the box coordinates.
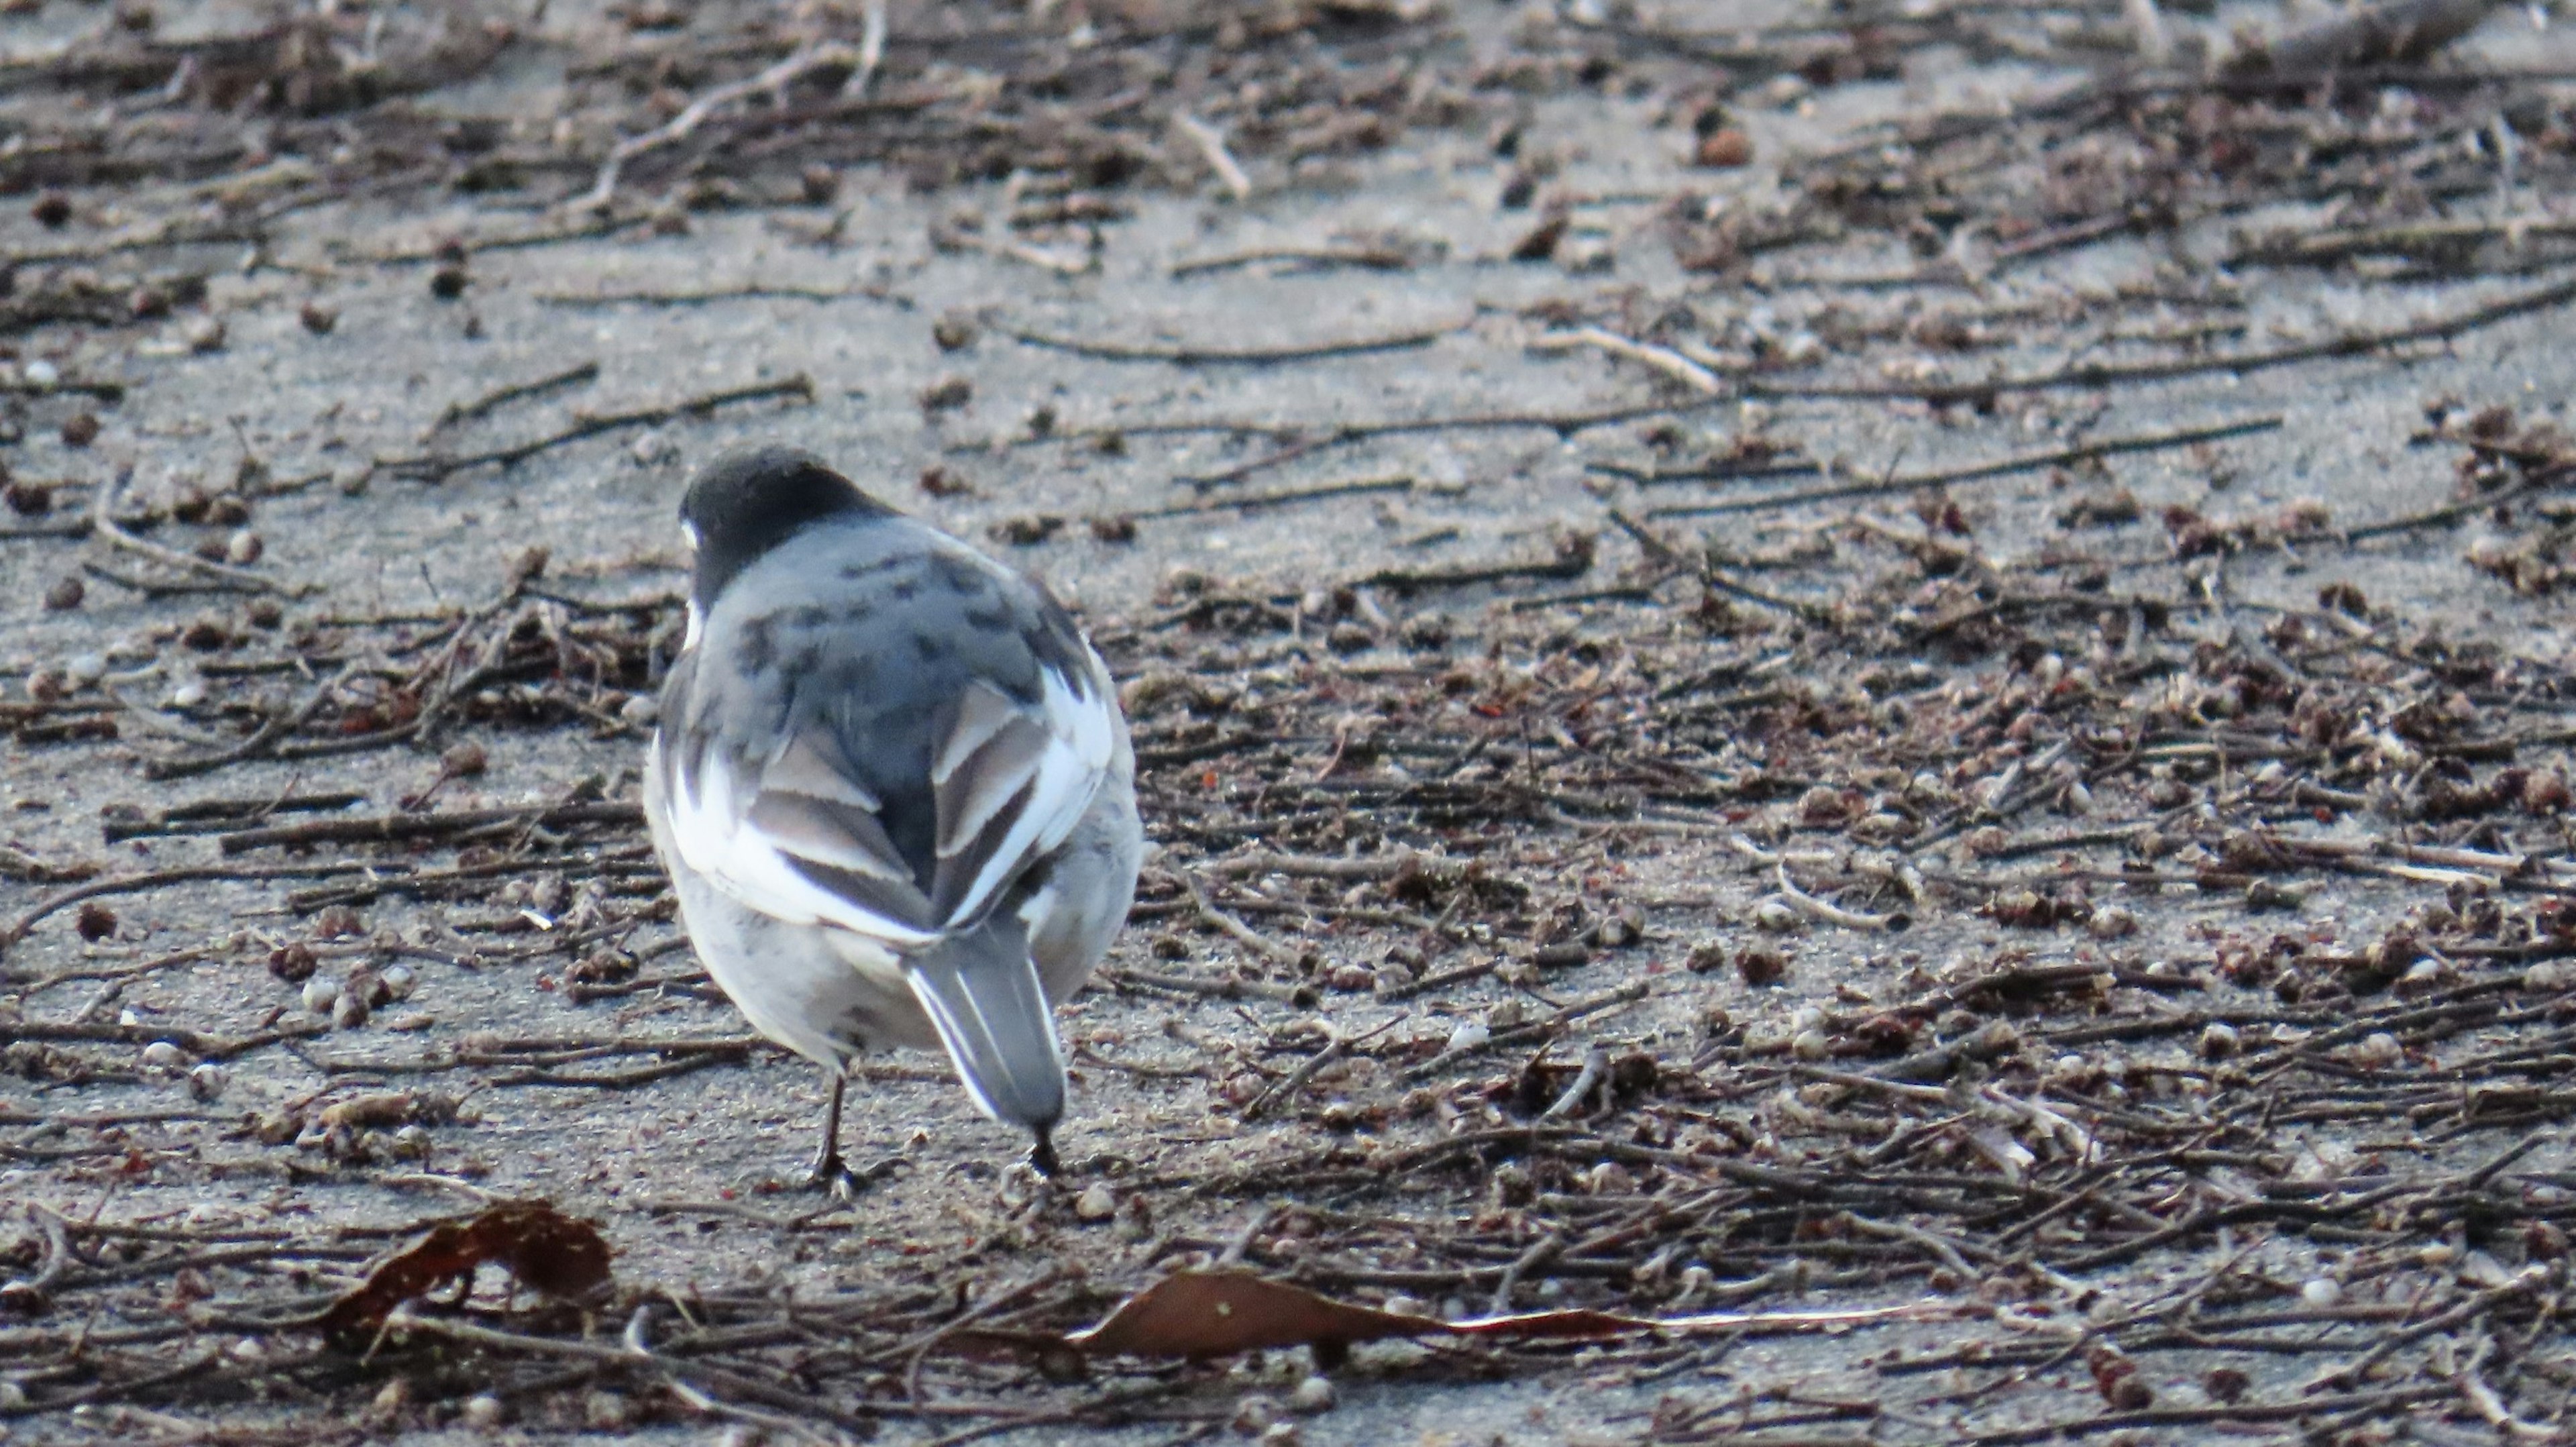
[935,708,1050,859]
[661,652,1115,945]
[934,684,1023,787]
[929,661,1116,923]
[657,727,941,946]
[765,735,881,811]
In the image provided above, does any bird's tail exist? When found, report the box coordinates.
[902,913,1067,1134]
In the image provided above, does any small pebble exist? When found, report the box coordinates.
[43,576,83,611]
[1789,1028,1829,1061]
[188,1063,227,1101]
[301,975,342,1014]
[2196,1022,2239,1061]
[1074,1182,1117,1221]
[182,315,225,352]
[461,1394,504,1430]
[1232,1395,1281,1434]
[2300,1277,2341,1308]
[64,652,108,686]
[225,530,262,565]
[333,989,372,1029]
[2524,961,2571,992]
[23,358,60,388]
[1287,1376,1336,1414]
[299,302,338,335]
[2087,904,2138,940]
[140,1040,188,1071]
[1443,1020,1489,1055]
[380,963,417,1000]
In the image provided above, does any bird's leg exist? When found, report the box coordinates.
[1026,1125,1062,1179]
[802,1072,854,1195]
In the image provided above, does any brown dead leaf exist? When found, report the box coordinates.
[316,1199,611,1343]
[1061,1269,1955,1360]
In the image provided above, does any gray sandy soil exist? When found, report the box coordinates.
[8,1,2576,1442]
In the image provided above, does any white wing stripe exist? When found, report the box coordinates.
[943,662,1116,926]
[665,744,941,947]
[765,735,881,811]
[934,684,1021,786]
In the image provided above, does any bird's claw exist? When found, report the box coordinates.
[1026,1133,1063,1179]
[801,1150,905,1198]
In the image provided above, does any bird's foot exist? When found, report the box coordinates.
[800,1148,906,1199]
[1026,1132,1063,1179]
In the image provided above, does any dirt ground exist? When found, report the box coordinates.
[9,0,2576,1442]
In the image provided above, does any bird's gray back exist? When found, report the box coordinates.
[673,513,1095,892]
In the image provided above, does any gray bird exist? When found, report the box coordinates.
[644,447,1141,1187]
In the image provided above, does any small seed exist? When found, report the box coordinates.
[919,374,973,413]
[299,302,338,335]
[75,900,116,941]
[42,576,83,611]
[61,412,101,447]
[1695,127,1754,167]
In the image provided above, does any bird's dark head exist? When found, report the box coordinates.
[679,447,896,610]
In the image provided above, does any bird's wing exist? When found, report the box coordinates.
[655,647,1116,946]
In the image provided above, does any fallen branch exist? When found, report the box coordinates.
[577,42,858,212]
[1641,415,2284,517]
[90,470,301,598]
[1003,318,1462,367]
[1172,112,1252,202]
[376,375,816,481]
[1529,326,1726,395]
[1749,274,2576,406]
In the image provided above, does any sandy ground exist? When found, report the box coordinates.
[9,1,2576,1443]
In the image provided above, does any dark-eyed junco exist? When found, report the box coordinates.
[645,447,1140,1187]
